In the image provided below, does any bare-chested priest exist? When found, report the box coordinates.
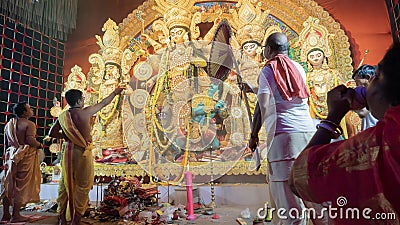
[1,102,42,223]
[49,84,126,225]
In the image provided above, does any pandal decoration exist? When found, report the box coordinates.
[58,0,354,179]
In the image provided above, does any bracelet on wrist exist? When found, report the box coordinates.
[321,120,343,134]
[316,122,342,139]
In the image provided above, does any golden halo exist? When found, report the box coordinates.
[130,89,149,109]
[134,62,153,81]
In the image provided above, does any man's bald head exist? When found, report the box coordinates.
[264,32,289,58]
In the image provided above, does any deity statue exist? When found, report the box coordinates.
[87,19,139,156]
[228,0,278,159]
[229,1,266,88]
[299,17,355,138]
[139,0,230,169]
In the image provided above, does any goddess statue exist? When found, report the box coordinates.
[228,0,279,159]
[299,17,356,138]
[142,0,228,167]
[229,0,269,91]
[62,65,88,96]
[86,19,139,156]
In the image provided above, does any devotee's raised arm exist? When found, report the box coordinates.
[83,84,126,116]
[304,84,354,149]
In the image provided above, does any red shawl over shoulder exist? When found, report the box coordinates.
[266,54,310,100]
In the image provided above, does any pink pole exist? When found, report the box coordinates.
[184,171,196,220]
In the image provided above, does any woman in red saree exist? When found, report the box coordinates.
[291,44,400,225]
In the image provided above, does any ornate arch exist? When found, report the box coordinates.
[118,0,353,78]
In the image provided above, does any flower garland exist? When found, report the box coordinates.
[147,47,191,184]
[98,94,120,126]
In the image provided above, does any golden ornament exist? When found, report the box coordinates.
[134,62,153,81]
[130,89,149,109]
[49,143,60,153]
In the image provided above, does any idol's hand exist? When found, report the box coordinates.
[118,82,128,89]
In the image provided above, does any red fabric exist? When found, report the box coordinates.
[266,54,310,100]
[292,105,400,224]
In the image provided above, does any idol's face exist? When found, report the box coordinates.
[105,64,116,74]
[170,27,186,44]
[105,64,120,79]
[307,49,325,67]
[242,42,258,57]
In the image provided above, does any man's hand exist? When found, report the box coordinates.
[326,85,353,124]
[115,83,128,94]
[248,135,259,152]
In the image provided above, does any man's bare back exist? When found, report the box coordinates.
[2,103,41,223]
[15,118,34,145]
[68,108,93,143]
[48,85,125,225]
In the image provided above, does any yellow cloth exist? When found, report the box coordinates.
[58,111,93,156]
[57,111,94,220]
[1,118,40,206]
